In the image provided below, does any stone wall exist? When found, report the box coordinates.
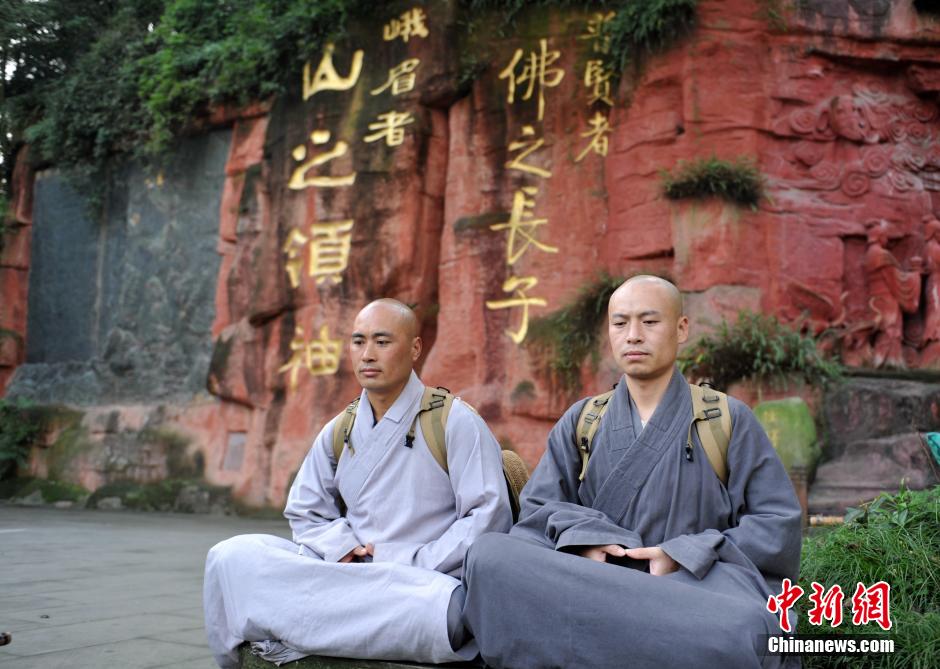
[4,0,940,508]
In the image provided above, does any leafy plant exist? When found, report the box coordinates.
[603,0,698,74]
[661,155,765,208]
[0,399,44,480]
[798,485,940,668]
[526,273,624,393]
[679,310,841,391]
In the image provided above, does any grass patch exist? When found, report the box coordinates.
[662,155,765,208]
[525,273,624,393]
[679,310,841,392]
[798,486,940,668]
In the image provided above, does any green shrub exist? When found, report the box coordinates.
[0,399,44,480]
[526,273,624,393]
[798,486,940,668]
[662,155,765,208]
[679,310,841,391]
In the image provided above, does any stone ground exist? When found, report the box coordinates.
[0,504,289,669]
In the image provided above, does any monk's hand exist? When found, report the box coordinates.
[623,546,679,576]
[365,543,374,556]
[339,545,370,563]
[578,544,626,563]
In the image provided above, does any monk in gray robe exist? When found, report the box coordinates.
[204,299,511,667]
[462,276,803,669]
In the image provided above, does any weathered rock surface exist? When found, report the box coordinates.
[5,1,940,507]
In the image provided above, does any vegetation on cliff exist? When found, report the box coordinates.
[661,155,765,208]
[679,310,842,391]
[525,272,624,393]
[1,0,699,201]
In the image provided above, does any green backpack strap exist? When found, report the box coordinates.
[574,390,616,481]
[331,397,360,465]
[687,383,733,485]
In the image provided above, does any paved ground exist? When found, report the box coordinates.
[0,504,289,669]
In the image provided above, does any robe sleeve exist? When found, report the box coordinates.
[510,401,643,552]
[284,418,363,563]
[371,401,512,576]
[658,398,803,581]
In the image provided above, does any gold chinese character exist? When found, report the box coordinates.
[498,38,565,122]
[303,43,364,100]
[283,228,310,289]
[279,325,343,390]
[506,125,551,178]
[364,111,415,147]
[579,12,616,54]
[309,220,354,285]
[289,130,356,190]
[490,187,559,265]
[383,7,430,42]
[486,276,548,344]
[371,58,421,96]
[584,59,614,107]
[575,112,612,162]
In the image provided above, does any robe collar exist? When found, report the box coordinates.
[359,370,423,425]
[610,365,688,434]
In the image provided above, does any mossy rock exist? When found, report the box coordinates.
[754,397,820,475]
[237,644,478,669]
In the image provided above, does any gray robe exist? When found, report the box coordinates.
[204,372,512,667]
[462,368,803,669]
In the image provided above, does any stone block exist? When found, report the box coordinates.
[822,377,940,458]
[808,432,939,514]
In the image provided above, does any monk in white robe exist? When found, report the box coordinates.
[462,277,803,669]
[204,300,511,667]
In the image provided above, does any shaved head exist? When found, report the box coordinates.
[610,275,683,320]
[358,299,420,339]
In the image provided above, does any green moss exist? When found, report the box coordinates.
[661,155,765,209]
[86,478,232,512]
[11,478,89,503]
[525,273,624,394]
[798,486,940,668]
[679,310,841,392]
[140,426,202,478]
[46,423,94,482]
[511,380,536,402]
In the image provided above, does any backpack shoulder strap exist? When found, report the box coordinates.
[410,386,454,472]
[574,390,615,481]
[688,384,733,485]
[331,397,360,465]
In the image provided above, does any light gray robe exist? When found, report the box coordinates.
[204,372,512,667]
[462,368,803,669]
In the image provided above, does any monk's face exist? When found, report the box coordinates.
[608,280,689,383]
[349,303,421,398]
